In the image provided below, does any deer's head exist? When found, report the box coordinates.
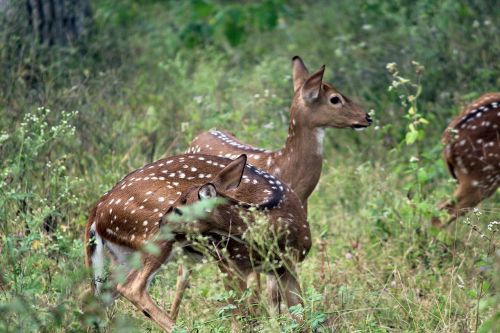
[291,56,371,131]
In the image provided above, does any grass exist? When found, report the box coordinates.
[0,0,499,332]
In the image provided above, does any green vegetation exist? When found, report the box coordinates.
[1,0,498,331]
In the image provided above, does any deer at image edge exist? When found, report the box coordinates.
[434,92,500,226]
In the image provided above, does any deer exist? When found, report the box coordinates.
[187,56,372,208]
[84,154,311,332]
[174,56,371,316]
[434,92,500,226]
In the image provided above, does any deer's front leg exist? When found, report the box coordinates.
[267,266,303,319]
[280,268,303,310]
[116,241,175,332]
[266,274,283,315]
[169,264,192,321]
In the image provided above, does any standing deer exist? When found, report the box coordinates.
[436,92,500,225]
[174,56,371,317]
[85,154,310,332]
[187,56,372,207]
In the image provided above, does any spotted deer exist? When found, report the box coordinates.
[85,154,310,332]
[187,56,372,208]
[436,92,500,225]
[177,56,371,319]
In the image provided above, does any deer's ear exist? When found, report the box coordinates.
[292,56,309,92]
[301,65,325,103]
[212,154,247,192]
[198,183,217,199]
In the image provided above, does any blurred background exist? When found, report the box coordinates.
[0,0,498,332]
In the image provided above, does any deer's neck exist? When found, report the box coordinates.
[270,118,324,203]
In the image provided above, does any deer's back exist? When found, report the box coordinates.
[442,93,500,189]
[188,130,273,169]
[91,153,312,259]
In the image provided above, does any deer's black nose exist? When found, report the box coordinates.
[366,114,372,125]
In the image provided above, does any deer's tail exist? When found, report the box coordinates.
[85,205,105,294]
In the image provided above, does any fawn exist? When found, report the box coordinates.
[85,154,310,331]
[187,56,372,208]
[435,92,500,225]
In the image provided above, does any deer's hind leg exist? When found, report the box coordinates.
[104,242,136,301]
[116,240,175,332]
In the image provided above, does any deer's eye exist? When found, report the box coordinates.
[330,96,341,105]
[174,208,183,216]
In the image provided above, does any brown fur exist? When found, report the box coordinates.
[437,92,500,225]
[85,154,310,331]
[187,56,371,207]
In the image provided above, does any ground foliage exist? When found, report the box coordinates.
[0,0,499,332]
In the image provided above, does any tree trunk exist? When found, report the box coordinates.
[25,0,92,46]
